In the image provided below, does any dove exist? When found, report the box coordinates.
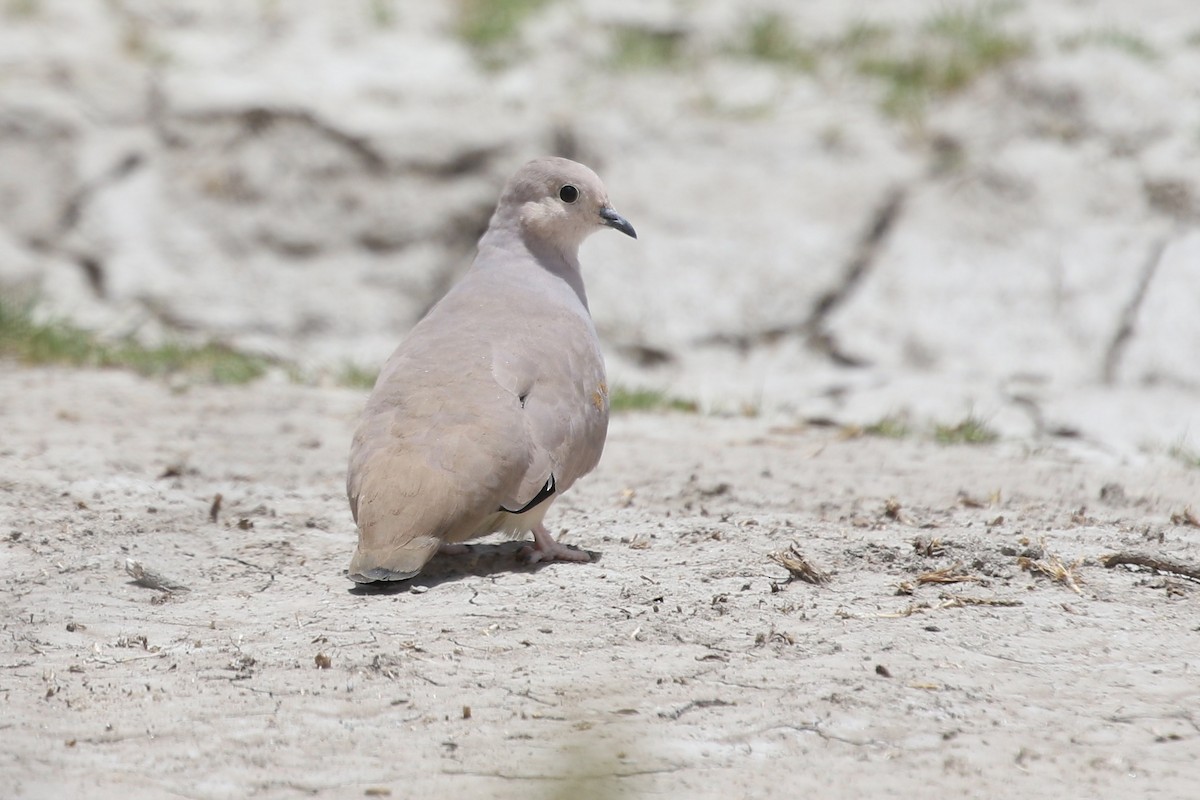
[346,157,636,583]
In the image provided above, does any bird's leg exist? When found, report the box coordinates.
[522,522,591,564]
[437,543,471,556]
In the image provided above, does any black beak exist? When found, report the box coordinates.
[599,206,637,239]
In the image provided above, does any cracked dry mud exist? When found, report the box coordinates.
[3,367,1199,799]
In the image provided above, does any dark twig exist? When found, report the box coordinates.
[1101,552,1200,583]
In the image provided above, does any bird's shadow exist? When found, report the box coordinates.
[346,541,602,595]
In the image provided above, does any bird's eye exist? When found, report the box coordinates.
[558,184,579,204]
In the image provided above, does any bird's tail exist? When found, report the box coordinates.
[347,536,438,583]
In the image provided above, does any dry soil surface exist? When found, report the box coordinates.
[2,367,1199,799]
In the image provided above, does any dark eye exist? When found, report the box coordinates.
[558,184,579,204]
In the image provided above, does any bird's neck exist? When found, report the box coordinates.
[476,228,590,311]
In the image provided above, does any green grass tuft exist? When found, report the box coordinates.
[934,414,999,445]
[842,414,910,440]
[368,0,396,27]
[864,415,911,439]
[608,386,698,413]
[456,0,553,51]
[3,0,40,18]
[735,12,818,70]
[1168,444,1200,469]
[856,2,1030,118]
[611,25,687,70]
[835,20,894,52]
[0,297,268,385]
[338,362,379,390]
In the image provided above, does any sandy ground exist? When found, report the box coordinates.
[2,366,1199,799]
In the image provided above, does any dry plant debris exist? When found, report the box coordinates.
[884,496,906,522]
[913,535,946,557]
[754,627,795,646]
[768,543,830,586]
[658,699,735,721]
[957,489,998,508]
[1101,552,1200,582]
[1165,581,1188,598]
[1018,551,1082,594]
[881,593,1022,617]
[124,559,190,593]
[916,563,981,585]
[1070,506,1095,525]
[879,602,930,618]
[937,593,1023,608]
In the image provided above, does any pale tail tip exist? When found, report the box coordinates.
[348,566,422,583]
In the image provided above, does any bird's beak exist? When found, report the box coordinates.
[599,206,637,239]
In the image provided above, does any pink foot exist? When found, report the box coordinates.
[521,523,591,565]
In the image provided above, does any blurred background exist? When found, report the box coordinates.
[1,0,1198,457]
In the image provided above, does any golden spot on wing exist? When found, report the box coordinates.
[591,380,609,411]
